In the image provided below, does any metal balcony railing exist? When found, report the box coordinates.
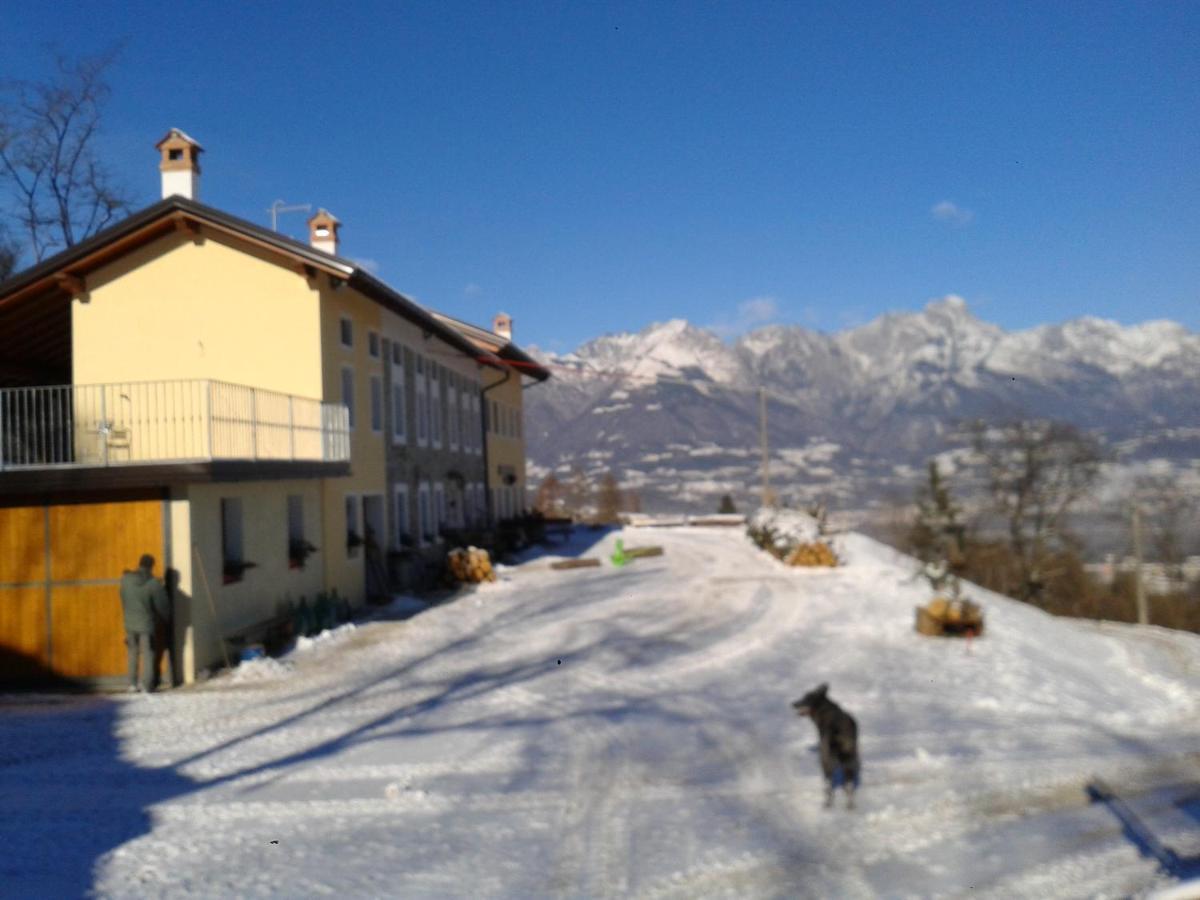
[0,380,351,470]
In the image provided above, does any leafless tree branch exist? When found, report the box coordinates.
[0,46,132,269]
[970,418,1102,601]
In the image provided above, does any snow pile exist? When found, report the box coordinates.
[746,505,822,550]
[228,655,294,682]
[294,622,357,653]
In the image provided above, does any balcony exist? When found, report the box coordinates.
[0,380,350,472]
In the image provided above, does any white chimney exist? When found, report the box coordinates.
[493,312,512,341]
[308,208,341,256]
[155,128,202,200]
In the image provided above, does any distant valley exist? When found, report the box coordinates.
[524,297,1200,548]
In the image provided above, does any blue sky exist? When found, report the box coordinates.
[2,1,1196,350]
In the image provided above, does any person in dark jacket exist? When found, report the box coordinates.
[120,554,169,692]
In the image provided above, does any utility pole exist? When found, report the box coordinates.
[1132,504,1149,625]
[759,387,772,508]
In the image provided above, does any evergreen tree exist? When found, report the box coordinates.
[911,460,967,597]
[718,494,737,514]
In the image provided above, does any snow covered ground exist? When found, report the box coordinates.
[3,526,1199,899]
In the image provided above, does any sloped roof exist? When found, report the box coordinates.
[0,196,505,375]
[430,311,551,382]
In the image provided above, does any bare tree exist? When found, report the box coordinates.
[532,473,564,516]
[595,471,623,524]
[0,226,16,280]
[970,419,1102,602]
[562,466,591,519]
[1130,473,1198,584]
[0,48,132,267]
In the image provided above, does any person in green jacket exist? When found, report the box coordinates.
[119,554,169,693]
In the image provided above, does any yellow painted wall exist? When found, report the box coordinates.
[485,372,529,511]
[317,279,386,603]
[74,231,323,399]
[182,479,325,677]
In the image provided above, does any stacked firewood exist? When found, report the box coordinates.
[447,547,497,584]
[915,596,984,637]
[783,541,839,567]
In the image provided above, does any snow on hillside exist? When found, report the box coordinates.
[525,300,1200,515]
[2,526,1198,898]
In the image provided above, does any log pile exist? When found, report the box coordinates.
[783,541,839,568]
[447,546,497,584]
[915,596,984,637]
[550,558,601,571]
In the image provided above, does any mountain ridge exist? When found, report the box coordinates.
[524,297,1200,514]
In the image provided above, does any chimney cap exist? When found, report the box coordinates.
[156,128,203,176]
[155,127,204,152]
[308,208,341,253]
[493,312,513,340]
[307,208,341,229]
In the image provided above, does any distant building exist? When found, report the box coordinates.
[431,311,550,520]
[1084,555,1200,596]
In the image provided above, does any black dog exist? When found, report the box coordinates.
[792,683,860,809]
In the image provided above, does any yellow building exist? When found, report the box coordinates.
[0,129,544,686]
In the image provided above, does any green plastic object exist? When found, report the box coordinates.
[610,538,628,567]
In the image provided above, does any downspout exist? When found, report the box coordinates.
[520,375,548,516]
[480,365,512,525]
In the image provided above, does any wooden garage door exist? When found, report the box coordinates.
[0,499,164,682]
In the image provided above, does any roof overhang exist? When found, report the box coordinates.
[0,196,508,380]
[0,459,352,501]
[430,311,551,382]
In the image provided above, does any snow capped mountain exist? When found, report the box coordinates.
[565,318,744,384]
[526,298,1200,516]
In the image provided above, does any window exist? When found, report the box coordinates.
[393,484,411,549]
[391,361,407,444]
[516,409,522,439]
[370,376,383,432]
[430,366,442,448]
[457,389,468,453]
[363,494,385,554]
[471,393,481,454]
[392,342,403,366]
[341,366,355,430]
[415,360,428,447]
[447,388,459,451]
[473,482,484,526]
[345,494,361,558]
[368,331,380,358]
[418,482,432,545]
[433,482,445,538]
[286,494,302,564]
[490,400,498,434]
[287,495,309,568]
[340,317,353,348]
[221,497,245,584]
